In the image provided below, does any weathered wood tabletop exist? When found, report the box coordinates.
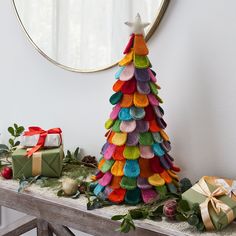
[0,179,236,236]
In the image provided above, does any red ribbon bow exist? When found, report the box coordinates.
[24,126,62,157]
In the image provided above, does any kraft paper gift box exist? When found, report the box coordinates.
[182,176,236,231]
[12,146,64,179]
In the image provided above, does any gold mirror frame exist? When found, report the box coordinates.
[12,0,170,73]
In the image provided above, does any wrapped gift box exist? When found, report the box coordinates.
[182,176,236,231]
[21,133,61,147]
[12,146,64,179]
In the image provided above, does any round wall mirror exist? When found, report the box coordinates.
[13,0,169,72]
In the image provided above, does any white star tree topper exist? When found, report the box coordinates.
[125,13,150,35]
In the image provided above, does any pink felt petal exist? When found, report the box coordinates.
[148,94,159,106]
[104,144,116,160]
[140,145,154,159]
[120,120,136,133]
[148,68,157,82]
[120,63,135,81]
[141,189,159,203]
[110,104,121,120]
[98,172,113,186]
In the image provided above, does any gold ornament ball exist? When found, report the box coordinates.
[62,178,78,196]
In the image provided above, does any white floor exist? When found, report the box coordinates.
[0,207,90,236]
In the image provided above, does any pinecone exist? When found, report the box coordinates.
[81,155,98,167]
[163,199,177,220]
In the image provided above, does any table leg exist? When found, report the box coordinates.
[37,219,53,236]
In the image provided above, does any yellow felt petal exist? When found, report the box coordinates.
[105,118,114,129]
[134,92,149,107]
[148,173,165,186]
[111,160,125,176]
[160,129,170,142]
[111,132,127,146]
[119,49,134,66]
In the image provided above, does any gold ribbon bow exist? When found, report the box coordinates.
[192,177,235,230]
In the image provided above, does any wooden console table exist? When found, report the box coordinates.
[0,180,236,236]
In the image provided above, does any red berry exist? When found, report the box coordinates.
[1,167,13,179]
[163,199,177,220]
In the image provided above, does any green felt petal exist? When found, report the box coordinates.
[123,146,140,160]
[139,132,154,145]
[134,55,150,69]
[100,159,114,173]
[149,82,158,95]
[112,119,121,132]
[120,176,137,190]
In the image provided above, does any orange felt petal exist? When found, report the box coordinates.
[134,35,149,56]
[134,92,149,107]
[108,188,126,203]
[120,94,133,108]
[160,170,172,184]
[98,158,106,170]
[113,80,125,92]
[110,176,122,189]
[149,120,161,132]
[107,131,115,143]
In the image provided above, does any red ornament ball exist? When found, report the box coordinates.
[163,199,177,220]
[1,167,13,179]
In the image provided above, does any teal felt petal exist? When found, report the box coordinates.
[153,143,165,157]
[167,182,178,194]
[118,108,132,121]
[125,188,141,205]
[115,66,125,79]
[130,106,145,120]
[109,92,122,105]
[94,183,105,196]
[124,160,140,178]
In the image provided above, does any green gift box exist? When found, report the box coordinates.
[12,146,64,179]
[182,176,236,231]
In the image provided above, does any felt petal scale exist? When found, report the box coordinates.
[130,106,145,120]
[148,173,165,186]
[161,141,171,152]
[140,145,154,159]
[120,176,137,190]
[94,184,105,196]
[124,160,140,178]
[111,160,125,176]
[109,92,122,105]
[110,103,121,120]
[139,158,153,178]
[153,105,164,118]
[111,132,127,146]
[120,63,135,81]
[113,146,125,161]
[112,119,121,132]
[98,171,113,186]
[120,94,133,108]
[153,143,165,157]
[148,68,157,82]
[159,156,170,170]
[135,120,149,133]
[137,176,152,189]
[126,132,139,146]
[100,142,109,155]
[123,33,135,54]
[115,67,125,79]
[144,105,156,121]
[113,80,125,92]
[110,176,122,189]
[141,189,159,203]
[137,81,150,94]
[125,188,141,205]
[119,49,133,66]
[149,82,158,95]
[150,157,164,173]
[152,132,163,143]
[148,94,159,106]
[134,68,150,82]
[120,120,136,133]
[105,118,114,129]
[149,120,161,132]
[160,129,170,142]
[156,117,167,129]
[134,35,149,55]
[123,146,140,160]
[121,79,136,94]
[139,132,154,145]
[108,188,126,203]
[104,144,116,160]
[134,92,149,107]
[118,108,132,121]
[100,159,114,173]
[134,54,150,68]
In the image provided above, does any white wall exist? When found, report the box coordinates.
[1,0,236,195]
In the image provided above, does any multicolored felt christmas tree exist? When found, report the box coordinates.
[93,14,181,205]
